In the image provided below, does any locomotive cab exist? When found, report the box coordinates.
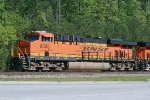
[26,31,54,57]
[16,31,41,57]
[25,34,39,42]
[17,31,51,57]
[11,31,55,71]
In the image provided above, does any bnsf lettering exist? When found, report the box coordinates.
[40,44,49,48]
[83,47,109,52]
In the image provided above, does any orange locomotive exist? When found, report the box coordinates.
[136,42,150,70]
[11,31,140,71]
[137,42,150,60]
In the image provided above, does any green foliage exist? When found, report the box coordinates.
[0,0,5,25]
[0,25,17,70]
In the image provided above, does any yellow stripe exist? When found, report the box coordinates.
[32,52,112,59]
[30,53,39,56]
[101,44,107,46]
[69,55,77,57]
[39,53,44,56]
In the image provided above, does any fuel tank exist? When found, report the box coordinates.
[69,62,111,71]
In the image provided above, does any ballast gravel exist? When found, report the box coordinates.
[0,72,150,78]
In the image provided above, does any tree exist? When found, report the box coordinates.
[0,0,5,25]
[0,25,17,70]
[126,0,147,41]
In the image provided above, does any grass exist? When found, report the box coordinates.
[0,76,150,81]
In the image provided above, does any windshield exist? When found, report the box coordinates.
[26,35,39,42]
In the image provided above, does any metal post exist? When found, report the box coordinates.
[97,52,98,60]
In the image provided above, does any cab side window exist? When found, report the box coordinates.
[42,36,53,42]
[42,36,45,41]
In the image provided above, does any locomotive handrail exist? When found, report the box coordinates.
[17,47,31,68]
[17,47,25,58]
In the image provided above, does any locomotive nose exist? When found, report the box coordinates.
[18,40,30,54]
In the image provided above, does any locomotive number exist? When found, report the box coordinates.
[83,47,109,52]
[40,44,49,48]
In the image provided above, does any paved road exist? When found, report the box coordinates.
[0,81,150,100]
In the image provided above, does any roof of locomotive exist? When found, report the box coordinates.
[107,39,137,46]
[54,33,108,44]
[28,31,138,46]
[146,42,150,46]
[27,31,54,37]
[54,33,138,45]
[138,42,150,47]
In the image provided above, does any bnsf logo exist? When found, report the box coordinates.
[83,47,109,52]
[40,44,49,48]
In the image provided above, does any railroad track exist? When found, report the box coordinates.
[0,71,150,76]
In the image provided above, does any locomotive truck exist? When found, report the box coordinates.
[10,31,150,71]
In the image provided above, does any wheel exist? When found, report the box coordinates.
[13,59,24,71]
